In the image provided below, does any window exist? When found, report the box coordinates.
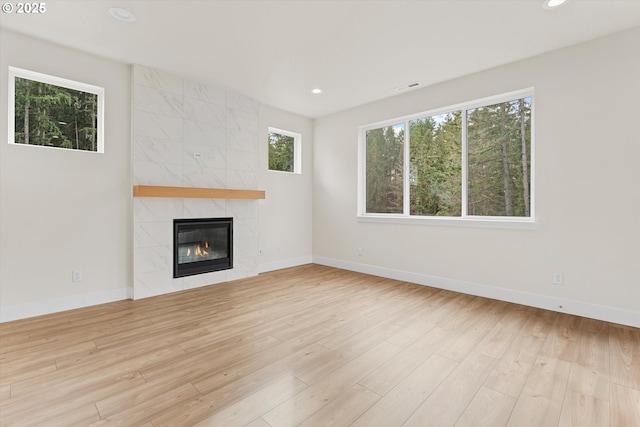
[366,123,404,213]
[409,112,462,216]
[268,127,301,173]
[8,67,104,152]
[360,89,533,223]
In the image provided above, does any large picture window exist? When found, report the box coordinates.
[8,67,104,153]
[360,89,533,223]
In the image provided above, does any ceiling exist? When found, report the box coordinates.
[1,0,639,118]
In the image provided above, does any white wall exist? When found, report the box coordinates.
[313,28,640,327]
[0,29,132,321]
[258,105,313,272]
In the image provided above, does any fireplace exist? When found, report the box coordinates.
[173,218,233,278]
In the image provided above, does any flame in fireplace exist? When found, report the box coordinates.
[185,242,210,258]
[195,243,209,257]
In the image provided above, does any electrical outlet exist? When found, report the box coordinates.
[553,272,564,285]
[72,270,82,282]
[357,247,363,256]
[258,248,264,256]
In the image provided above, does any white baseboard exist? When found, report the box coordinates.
[0,287,133,323]
[259,256,313,274]
[4,260,637,328]
[313,256,640,328]
[1,256,312,322]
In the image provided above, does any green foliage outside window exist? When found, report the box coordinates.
[364,95,532,218]
[13,77,99,152]
[268,131,295,172]
[366,124,404,213]
[409,113,462,216]
[467,98,531,217]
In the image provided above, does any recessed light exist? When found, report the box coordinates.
[311,88,322,94]
[109,7,136,22]
[543,0,568,9]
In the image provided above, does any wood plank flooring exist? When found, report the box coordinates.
[0,264,638,426]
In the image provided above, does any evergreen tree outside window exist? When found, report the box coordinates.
[268,128,301,173]
[360,89,533,222]
[467,98,532,217]
[8,67,104,153]
[409,112,462,216]
[365,124,404,214]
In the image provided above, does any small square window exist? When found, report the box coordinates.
[268,127,301,174]
[8,67,104,153]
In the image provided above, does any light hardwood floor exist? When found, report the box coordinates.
[0,264,638,426]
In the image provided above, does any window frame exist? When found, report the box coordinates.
[8,66,105,153]
[357,88,535,228]
[267,127,302,174]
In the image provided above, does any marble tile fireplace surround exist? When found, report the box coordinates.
[132,65,261,299]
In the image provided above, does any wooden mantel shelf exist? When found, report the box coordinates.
[133,185,265,200]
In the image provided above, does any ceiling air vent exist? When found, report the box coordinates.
[395,82,422,92]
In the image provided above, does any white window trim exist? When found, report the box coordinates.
[357,88,536,227]
[268,126,302,174]
[8,66,105,153]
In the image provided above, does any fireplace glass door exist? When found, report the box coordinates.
[174,218,232,278]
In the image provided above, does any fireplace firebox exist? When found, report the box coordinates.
[173,218,233,278]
